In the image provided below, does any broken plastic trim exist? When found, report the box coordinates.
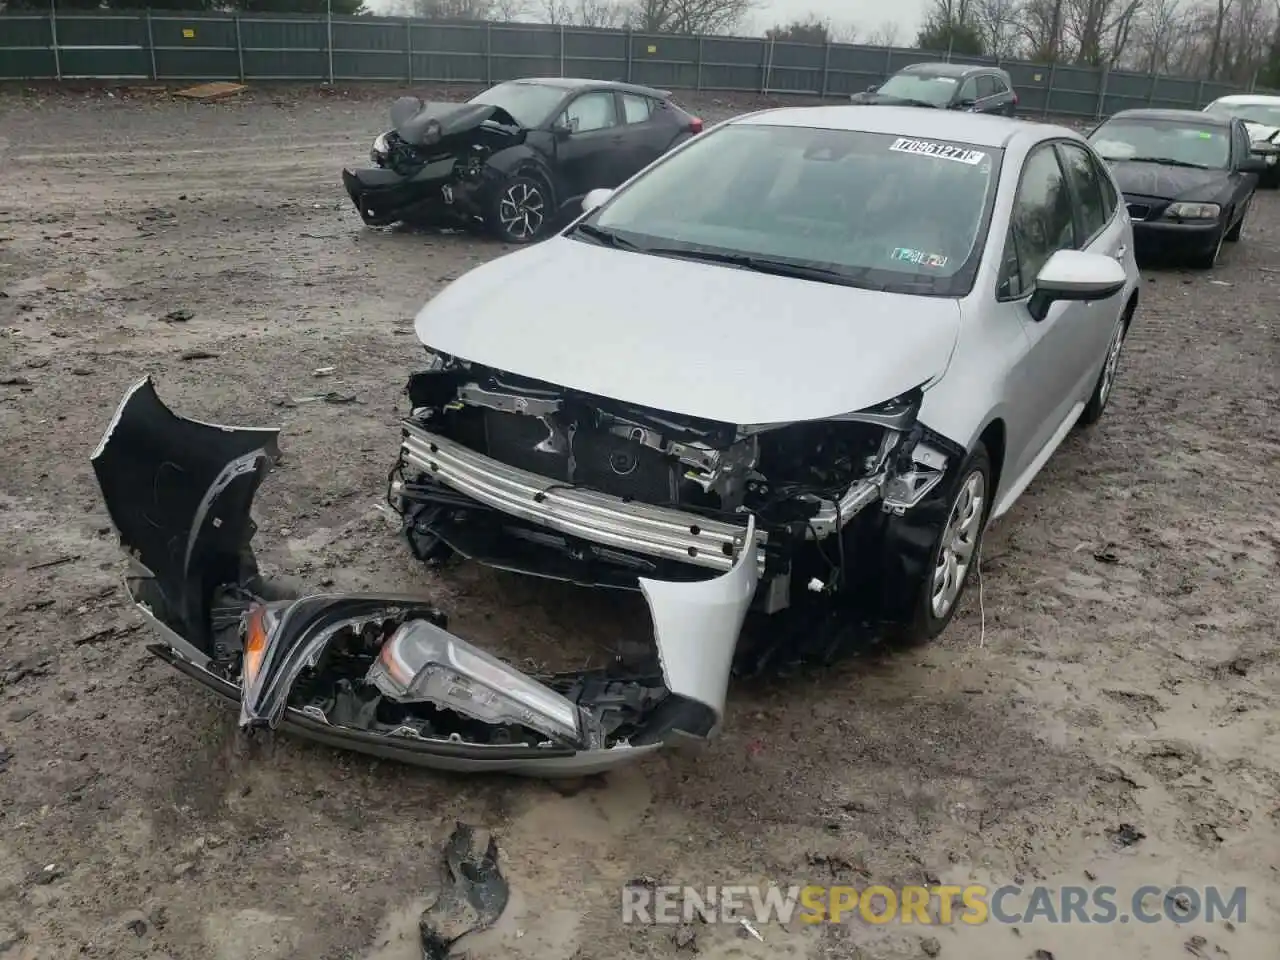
[89,377,748,775]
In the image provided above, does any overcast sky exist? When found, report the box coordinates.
[367,0,930,42]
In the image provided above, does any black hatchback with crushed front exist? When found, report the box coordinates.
[342,77,704,244]
[851,62,1018,116]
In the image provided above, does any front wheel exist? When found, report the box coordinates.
[893,443,992,643]
[487,174,552,244]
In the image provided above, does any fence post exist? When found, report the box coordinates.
[883,44,892,82]
[1096,63,1109,119]
[484,22,492,85]
[50,7,62,81]
[760,36,773,94]
[406,18,412,82]
[558,23,565,78]
[234,15,245,82]
[1145,69,1158,106]
[695,36,702,90]
[1248,68,1258,92]
[145,11,157,81]
[1194,78,1205,108]
[326,3,334,83]
[819,41,830,98]
[1043,60,1056,118]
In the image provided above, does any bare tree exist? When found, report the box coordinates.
[409,0,497,17]
[629,0,756,33]
[863,20,899,45]
[972,0,1025,56]
[491,0,530,17]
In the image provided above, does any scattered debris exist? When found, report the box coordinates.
[29,864,64,886]
[1194,823,1224,845]
[1,375,33,387]
[291,391,358,405]
[173,81,246,101]
[922,935,942,956]
[1208,280,1231,286]
[418,823,509,960]
[673,924,698,952]
[1185,935,1209,957]
[27,554,79,570]
[1029,951,1055,960]
[161,309,193,322]
[1107,823,1145,848]
[737,918,763,942]
[75,623,143,647]
[1092,544,1120,564]
[313,366,336,377]
[1083,869,1097,881]
[0,746,12,773]
[179,349,218,361]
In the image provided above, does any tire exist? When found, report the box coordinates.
[1079,306,1130,426]
[1224,201,1247,241]
[1189,222,1226,268]
[892,443,993,643]
[486,174,552,244]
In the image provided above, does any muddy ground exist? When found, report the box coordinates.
[0,83,1277,960]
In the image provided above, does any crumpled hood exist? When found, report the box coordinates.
[1103,159,1231,201]
[389,97,518,147]
[413,237,962,426]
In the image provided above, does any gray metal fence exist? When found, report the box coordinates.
[1,11,1273,118]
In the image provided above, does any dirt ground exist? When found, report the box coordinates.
[1,82,1278,960]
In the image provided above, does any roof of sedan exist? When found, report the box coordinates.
[1208,93,1280,105]
[732,105,1076,148]
[510,77,670,98]
[899,61,1009,78]
[1111,107,1233,126]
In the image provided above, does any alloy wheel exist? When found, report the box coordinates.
[1097,320,1126,408]
[497,181,545,240]
[931,470,986,619]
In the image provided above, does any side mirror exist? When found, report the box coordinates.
[955,98,977,109]
[582,187,613,214]
[866,84,879,93]
[1027,250,1126,322]
[1238,156,1268,173]
[552,121,573,140]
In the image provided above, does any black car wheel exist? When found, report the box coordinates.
[1079,303,1132,427]
[488,174,551,244]
[1224,201,1248,241]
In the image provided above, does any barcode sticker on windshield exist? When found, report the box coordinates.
[889,137,986,164]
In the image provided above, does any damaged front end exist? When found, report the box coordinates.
[343,98,525,228]
[388,350,962,668]
[92,377,719,775]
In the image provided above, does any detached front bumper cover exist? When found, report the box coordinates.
[89,378,754,775]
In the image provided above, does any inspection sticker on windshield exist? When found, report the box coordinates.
[889,137,987,165]
[892,247,949,268]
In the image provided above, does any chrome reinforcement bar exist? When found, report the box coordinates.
[399,424,767,574]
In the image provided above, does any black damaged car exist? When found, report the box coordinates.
[342,77,703,243]
[1088,108,1268,269]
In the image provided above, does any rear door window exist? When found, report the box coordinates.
[977,76,998,100]
[621,94,654,125]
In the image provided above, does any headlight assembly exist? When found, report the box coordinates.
[1165,201,1220,220]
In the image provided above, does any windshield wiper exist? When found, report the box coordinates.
[642,247,872,286]
[571,222,639,249]
[1123,156,1214,169]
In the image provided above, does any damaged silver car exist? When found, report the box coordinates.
[93,106,1140,776]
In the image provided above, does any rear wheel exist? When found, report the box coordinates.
[487,174,551,244]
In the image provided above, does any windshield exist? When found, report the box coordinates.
[1204,100,1280,130]
[1089,119,1231,168]
[876,73,960,105]
[578,123,1000,296]
[468,81,565,128]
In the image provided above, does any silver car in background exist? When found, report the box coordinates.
[92,105,1141,776]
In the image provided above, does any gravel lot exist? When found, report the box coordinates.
[1,83,1278,960]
